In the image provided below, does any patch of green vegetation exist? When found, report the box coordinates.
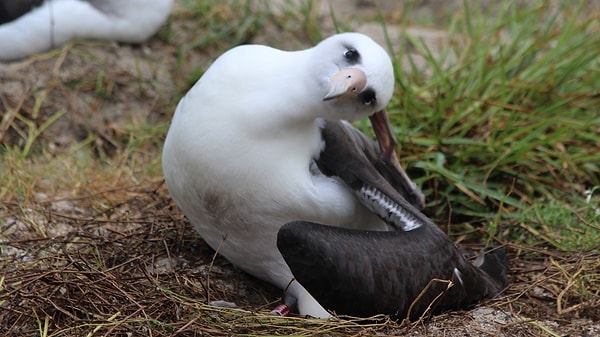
[175,0,262,50]
[380,0,600,249]
[171,0,273,90]
[509,190,600,250]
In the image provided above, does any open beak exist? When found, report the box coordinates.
[323,68,367,101]
[369,109,426,209]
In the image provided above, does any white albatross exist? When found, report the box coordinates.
[162,32,426,317]
[0,0,172,61]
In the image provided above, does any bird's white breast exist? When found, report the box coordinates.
[163,44,386,279]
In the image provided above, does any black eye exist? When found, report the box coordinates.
[344,48,360,62]
[358,88,376,106]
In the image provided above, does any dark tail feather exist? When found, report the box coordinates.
[478,246,509,289]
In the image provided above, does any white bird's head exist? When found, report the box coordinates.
[310,32,395,120]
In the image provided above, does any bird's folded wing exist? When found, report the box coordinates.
[316,119,429,231]
[277,221,508,319]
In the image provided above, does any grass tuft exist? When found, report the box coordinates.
[384,0,600,245]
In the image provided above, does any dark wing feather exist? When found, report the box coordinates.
[282,120,508,319]
[277,221,508,320]
[316,120,427,231]
[0,0,43,24]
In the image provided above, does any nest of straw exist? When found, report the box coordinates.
[1,185,598,336]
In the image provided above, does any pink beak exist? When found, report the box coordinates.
[323,68,367,101]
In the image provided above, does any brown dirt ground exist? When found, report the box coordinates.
[1,1,598,336]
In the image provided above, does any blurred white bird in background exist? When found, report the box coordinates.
[0,0,173,61]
